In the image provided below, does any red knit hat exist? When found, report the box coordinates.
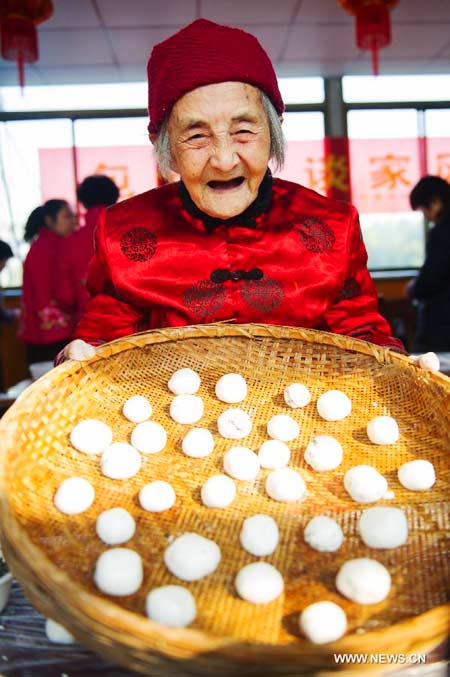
[147,18,284,134]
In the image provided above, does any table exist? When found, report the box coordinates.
[1,582,448,677]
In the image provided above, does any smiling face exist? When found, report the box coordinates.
[167,82,271,219]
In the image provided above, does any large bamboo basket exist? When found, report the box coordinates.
[0,323,449,675]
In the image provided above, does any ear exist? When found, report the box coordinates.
[279,115,283,125]
[149,133,157,145]
[44,214,54,229]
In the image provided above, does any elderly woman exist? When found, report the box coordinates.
[65,18,411,362]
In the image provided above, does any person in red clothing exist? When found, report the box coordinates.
[63,19,440,369]
[57,175,119,325]
[18,199,77,364]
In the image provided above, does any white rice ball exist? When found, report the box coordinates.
[122,395,152,423]
[131,421,167,454]
[266,468,307,502]
[258,440,291,469]
[201,474,236,508]
[146,585,196,628]
[101,443,142,480]
[170,394,204,424]
[304,435,343,471]
[54,477,95,515]
[398,459,436,491]
[358,507,408,549]
[181,428,214,458]
[240,514,279,556]
[168,368,201,395]
[304,516,344,552]
[235,562,284,604]
[70,419,112,455]
[284,383,311,408]
[223,446,260,481]
[96,507,136,545]
[164,533,221,582]
[344,465,388,503]
[45,618,76,644]
[299,601,347,644]
[94,548,143,596]
[215,373,247,403]
[139,481,176,512]
[217,408,252,439]
[367,416,400,445]
[316,390,352,421]
[336,558,391,604]
[267,414,300,442]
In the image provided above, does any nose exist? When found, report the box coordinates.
[209,136,239,173]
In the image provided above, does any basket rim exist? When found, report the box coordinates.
[1,323,449,662]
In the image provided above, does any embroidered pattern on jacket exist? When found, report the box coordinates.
[38,300,70,330]
[298,218,336,253]
[120,228,157,262]
[336,277,361,301]
[183,280,227,317]
[240,277,284,312]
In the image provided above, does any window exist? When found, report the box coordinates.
[347,109,424,270]
[425,109,450,180]
[0,119,73,287]
[275,112,325,192]
[72,117,155,202]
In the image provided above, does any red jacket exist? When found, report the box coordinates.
[18,228,75,344]
[75,178,403,352]
[57,205,104,324]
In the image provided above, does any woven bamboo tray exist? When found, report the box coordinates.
[0,323,449,675]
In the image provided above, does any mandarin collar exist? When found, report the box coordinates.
[178,169,273,232]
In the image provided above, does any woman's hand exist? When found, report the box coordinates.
[56,339,96,364]
[64,339,96,360]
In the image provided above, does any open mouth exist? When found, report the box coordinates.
[207,177,245,191]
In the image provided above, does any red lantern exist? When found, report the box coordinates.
[0,0,53,89]
[337,0,399,75]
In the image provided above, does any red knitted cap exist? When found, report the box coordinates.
[147,18,284,134]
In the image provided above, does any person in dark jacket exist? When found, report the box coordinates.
[408,175,450,352]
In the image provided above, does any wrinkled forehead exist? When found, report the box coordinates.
[168,82,266,132]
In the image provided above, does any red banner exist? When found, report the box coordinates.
[39,137,450,215]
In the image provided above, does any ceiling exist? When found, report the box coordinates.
[1,0,450,86]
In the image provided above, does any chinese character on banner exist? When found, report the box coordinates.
[94,162,134,199]
[39,146,158,206]
[326,154,350,194]
[324,137,351,202]
[370,153,411,190]
[436,153,450,182]
[350,138,419,213]
[275,140,325,193]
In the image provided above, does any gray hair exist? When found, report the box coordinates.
[153,88,285,178]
